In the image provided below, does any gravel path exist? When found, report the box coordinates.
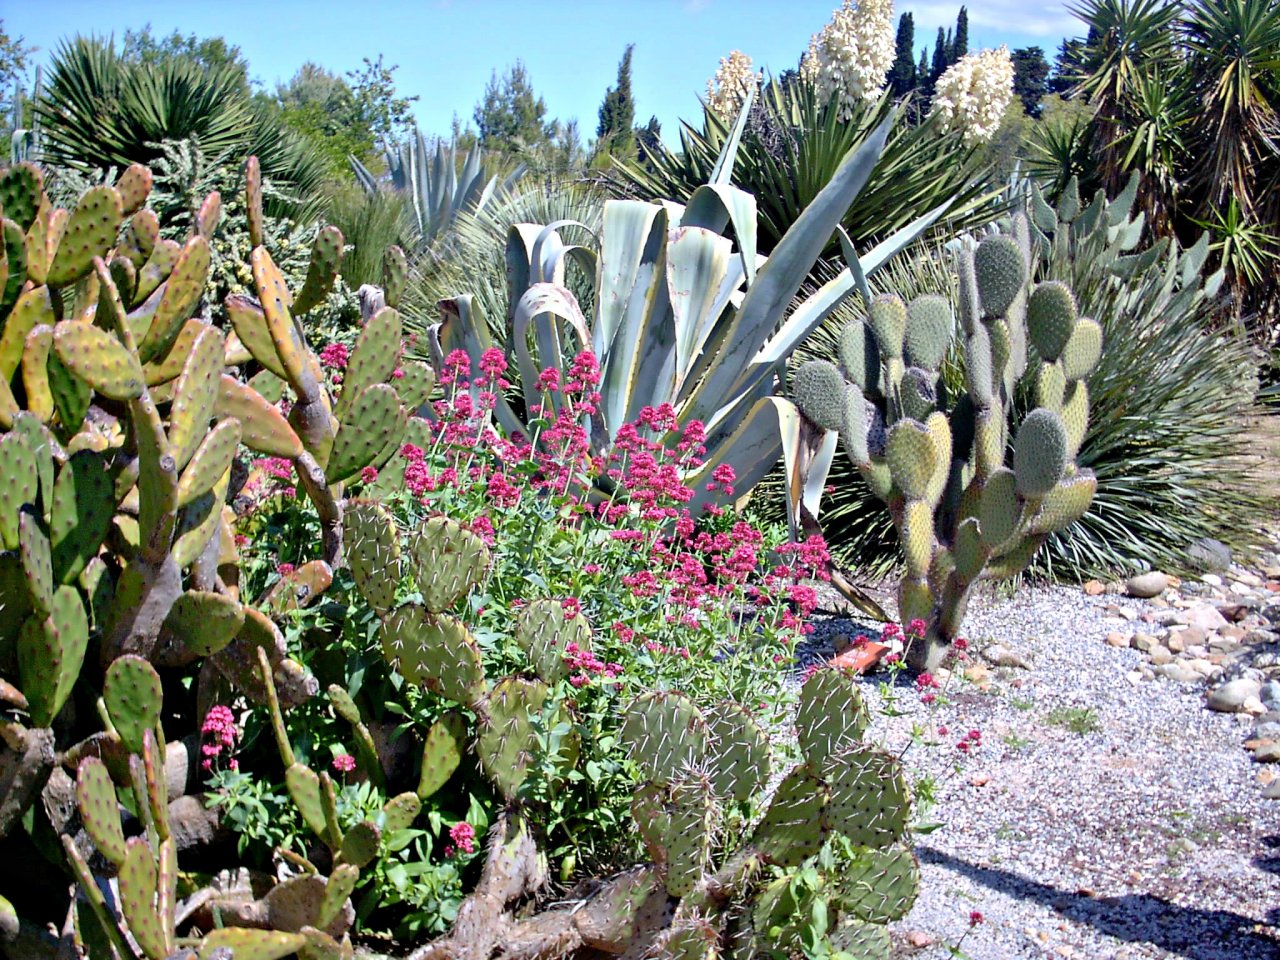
[803,583,1280,960]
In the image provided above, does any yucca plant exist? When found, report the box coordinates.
[612,78,1001,259]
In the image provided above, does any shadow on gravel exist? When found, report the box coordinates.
[919,845,1280,959]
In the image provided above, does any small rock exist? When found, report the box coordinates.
[1233,571,1263,588]
[1186,659,1218,678]
[1201,573,1224,588]
[1219,625,1247,641]
[1083,580,1106,596]
[1245,696,1267,716]
[1254,741,1280,763]
[1174,626,1208,647]
[1230,581,1256,597]
[1261,680,1280,709]
[1105,632,1130,648]
[1207,678,1263,713]
[1154,663,1201,683]
[1186,606,1229,632]
[983,643,1031,669]
[1217,602,1251,620]
[1166,633,1187,654]
[1264,781,1280,800]
[1132,633,1157,653]
[1125,571,1168,599]
[969,773,990,787]
[1149,645,1174,666]
[1263,565,1280,580]
[905,930,936,949]
[1126,670,1144,685]
[1253,720,1280,740]
[1188,537,1232,573]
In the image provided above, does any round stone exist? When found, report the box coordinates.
[1125,572,1168,599]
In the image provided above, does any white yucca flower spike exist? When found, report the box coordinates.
[930,46,1016,145]
[799,0,896,121]
[706,50,761,121]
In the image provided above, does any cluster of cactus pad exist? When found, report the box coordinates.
[334,506,918,959]
[0,157,434,954]
[792,211,1100,669]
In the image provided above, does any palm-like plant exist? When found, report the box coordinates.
[36,35,328,218]
[612,78,1001,259]
[1023,113,1098,200]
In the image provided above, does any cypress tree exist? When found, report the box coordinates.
[888,13,916,95]
[596,44,636,156]
[952,6,969,61]
[930,27,949,81]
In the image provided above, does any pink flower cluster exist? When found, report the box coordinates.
[201,705,238,772]
[562,641,622,688]
[331,753,357,774]
[319,342,349,371]
[956,728,983,753]
[445,821,476,857]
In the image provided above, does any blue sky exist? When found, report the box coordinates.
[7,1,1085,142]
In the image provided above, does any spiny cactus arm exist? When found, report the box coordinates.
[257,646,296,768]
[294,450,342,566]
[60,835,141,960]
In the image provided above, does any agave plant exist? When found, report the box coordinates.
[351,130,525,256]
[428,97,951,538]
[612,77,1000,260]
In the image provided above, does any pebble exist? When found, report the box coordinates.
[1207,678,1262,713]
[1154,663,1200,683]
[1261,680,1280,709]
[1104,632,1130,648]
[1201,573,1224,587]
[1124,571,1168,599]
[1254,721,1280,741]
[983,643,1032,669]
[1253,742,1280,763]
[1186,605,1229,631]
[1149,645,1173,666]
[1132,633,1157,653]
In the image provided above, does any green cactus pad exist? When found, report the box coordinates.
[964,325,993,407]
[896,367,933,422]
[393,361,435,411]
[247,367,286,403]
[381,793,421,832]
[381,606,487,705]
[114,164,152,216]
[75,757,126,867]
[135,238,180,304]
[1,286,55,380]
[140,235,211,363]
[979,468,1021,552]
[900,498,934,579]
[418,712,466,799]
[703,702,771,804]
[752,765,828,867]
[656,920,718,960]
[175,418,241,509]
[337,820,381,868]
[790,359,846,432]
[216,374,304,459]
[408,516,490,614]
[898,576,933,630]
[252,247,308,386]
[109,254,138,307]
[382,245,408,309]
[1014,408,1068,498]
[1060,317,1102,381]
[199,927,307,960]
[796,665,871,774]
[2,219,28,310]
[973,235,1027,318]
[118,837,166,960]
[478,676,547,799]
[620,691,708,787]
[244,156,264,248]
[866,295,906,359]
[292,225,345,316]
[285,763,329,839]
[904,295,952,370]
[1029,470,1097,535]
[168,325,225,470]
[338,308,404,422]
[1026,281,1077,363]
[21,325,55,423]
[19,509,54,616]
[824,747,911,848]
[195,190,222,240]
[342,500,401,616]
[987,316,1012,388]
[885,420,936,501]
[1035,361,1066,412]
[226,295,289,380]
[828,919,891,959]
[318,863,359,931]
[838,319,880,395]
[52,322,145,400]
[123,208,160,266]
[326,384,406,484]
[164,590,244,656]
[662,776,714,897]
[104,656,164,756]
[923,412,951,504]
[46,186,123,287]
[953,517,985,582]
[974,403,1005,479]
[514,598,592,683]
[0,433,38,550]
[49,451,111,587]
[840,386,870,469]
[1060,381,1089,459]
[0,163,43,231]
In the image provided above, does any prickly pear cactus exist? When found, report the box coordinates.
[792,213,1099,669]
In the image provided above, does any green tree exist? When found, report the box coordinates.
[888,13,916,96]
[1048,37,1089,94]
[596,44,636,157]
[930,27,949,81]
[347,55,418,151]
[0,19,34,140]
[473,61,552,155]
[121,26,249,95]
[951,6,969,61]
[1011,46,1050,117]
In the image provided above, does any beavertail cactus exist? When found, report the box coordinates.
[792,215,1099,668]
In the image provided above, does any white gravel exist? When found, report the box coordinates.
[802,583,1280,960]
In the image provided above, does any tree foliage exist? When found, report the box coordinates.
[1012,46,1051,117]
[596,44,636,157]
[888,13,916,96]
[473,61,552,155]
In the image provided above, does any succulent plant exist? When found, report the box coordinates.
[791,214,1100,669]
